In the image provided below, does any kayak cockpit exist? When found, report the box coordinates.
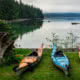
[54,51,65,57]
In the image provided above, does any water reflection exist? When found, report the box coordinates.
[1,18,80,48]
[10,20,43,38]
[9,20,43,48]
[11,18,80,48]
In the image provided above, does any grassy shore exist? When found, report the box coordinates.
[0,49,80,80]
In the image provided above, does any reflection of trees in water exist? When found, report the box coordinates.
[0,20,43,42]
[9,20,43,39]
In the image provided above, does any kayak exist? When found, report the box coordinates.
[13,52,41,75]
[13,44,44,75]
[51,44,70,75]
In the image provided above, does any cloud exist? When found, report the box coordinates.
[17,0,80,13]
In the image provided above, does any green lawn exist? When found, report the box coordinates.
[0,49,80,80]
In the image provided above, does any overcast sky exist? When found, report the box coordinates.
[17,0,80,13]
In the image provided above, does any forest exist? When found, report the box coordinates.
[0,0,44,20]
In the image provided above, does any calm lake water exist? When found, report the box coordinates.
[12,18,80,48]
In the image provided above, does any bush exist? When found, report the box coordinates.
[0,20,11,32]
[3,48,18,65]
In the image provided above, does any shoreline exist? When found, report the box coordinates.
[5,19,30,23]
[3,18,43,23]
[14,48,78,52]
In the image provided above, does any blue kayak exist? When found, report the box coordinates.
[51,44,70,75]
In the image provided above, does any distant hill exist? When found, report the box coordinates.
[44,13,80,18]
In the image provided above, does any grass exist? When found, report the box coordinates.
[0,49,80,80]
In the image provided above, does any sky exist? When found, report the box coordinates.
[17,0,80,13]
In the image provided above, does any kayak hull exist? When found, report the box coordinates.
[52,61,69,75]
[13,53,41,75]
[51,44,69,75]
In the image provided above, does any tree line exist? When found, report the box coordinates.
[0,0,44,20]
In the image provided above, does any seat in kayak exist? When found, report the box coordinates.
[54,51,64,57]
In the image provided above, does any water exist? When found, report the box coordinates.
[11,18,80,48]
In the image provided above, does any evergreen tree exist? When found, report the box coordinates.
[0,0,44,20]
